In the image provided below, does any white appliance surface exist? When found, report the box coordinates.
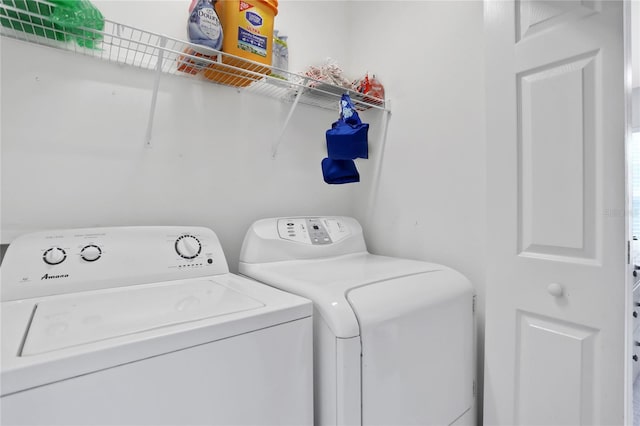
[22,278,264,355]
[1,226,313,426]
[242,253,449,338]
[239,216,475,426]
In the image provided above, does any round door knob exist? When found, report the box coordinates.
[175,235,201,259]
[81,245,102,262]
[43,247,66,265]
[547,283,564,298]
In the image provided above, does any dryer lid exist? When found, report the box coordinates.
[21,279,264,355]
[239,253,446,338]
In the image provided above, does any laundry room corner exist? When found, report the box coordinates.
[345,1,487,421]
[2,0,487,424]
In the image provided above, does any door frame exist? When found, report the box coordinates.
[625,1,636,424]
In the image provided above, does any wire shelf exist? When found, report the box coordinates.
[0,0,386,112]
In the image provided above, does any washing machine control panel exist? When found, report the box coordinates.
[278,217,351,245]
[1,226,229,301]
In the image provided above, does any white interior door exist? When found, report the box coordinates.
[483,1,627,425]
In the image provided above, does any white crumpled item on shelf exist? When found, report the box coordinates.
[302,58,354,90]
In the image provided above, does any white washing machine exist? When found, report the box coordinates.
[1,226,313,426]
[239,216,475,426]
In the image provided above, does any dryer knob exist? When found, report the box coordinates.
[175,235,202,259]
[81,245,102,262]
[43,247,66,265]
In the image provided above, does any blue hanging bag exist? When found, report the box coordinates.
[321,158,360,184]
[326,94,369,160]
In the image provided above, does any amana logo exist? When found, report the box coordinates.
[41,273,69,280]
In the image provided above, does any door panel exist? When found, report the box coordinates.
[484,1,625,424]
[518,52,598,262]
[517,1,600,43]
[515,312,597,425]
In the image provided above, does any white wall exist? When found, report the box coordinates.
[0,0,370,270]
[346,1,487,421]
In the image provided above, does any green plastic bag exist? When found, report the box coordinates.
[49,0,104,48]
[0,0,104,48]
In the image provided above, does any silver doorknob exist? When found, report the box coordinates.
[547,283,564,298]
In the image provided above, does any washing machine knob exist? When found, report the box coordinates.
[175,235,201,259]
[81,245,102,262]
[43,247,66,265]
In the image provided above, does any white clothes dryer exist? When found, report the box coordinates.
[239,216,475,426]
[1,226,313,426]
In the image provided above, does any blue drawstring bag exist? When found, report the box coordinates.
[321,158,360,184]
[326,94,369,160]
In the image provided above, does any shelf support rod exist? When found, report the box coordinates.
[145,36,167,147]
[366,103,392,224]
[272,88,304,158]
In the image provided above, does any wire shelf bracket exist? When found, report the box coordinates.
[272,88,304,158]
[367,103,392,224]
[145,35,166,147]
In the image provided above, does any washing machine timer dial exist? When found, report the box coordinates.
[81,244,102,262]
[175,235,202,259]
[43,247,66,265]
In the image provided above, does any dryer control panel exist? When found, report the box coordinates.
[277,218,351,245]
[240,216,367,264]
[1,226,229,301]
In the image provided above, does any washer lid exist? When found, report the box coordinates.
[22,279,264,356]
